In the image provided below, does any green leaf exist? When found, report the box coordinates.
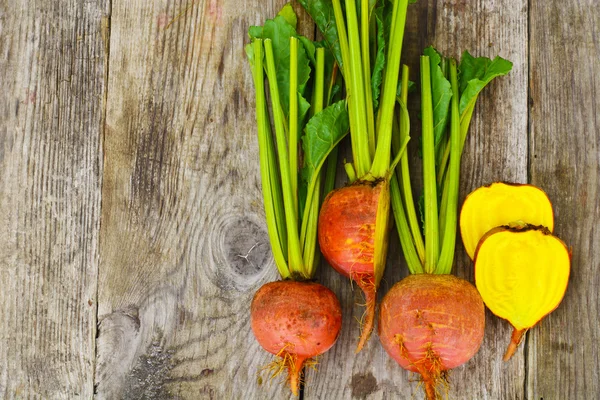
[329,83,342,104]
[248,25,264,39]
[297,0,344,74]
[278,3,297,28]
[369,0,378,13]
[370,0,396,110]
[314,41,338,104]
[418,194,425,231]
[301,100,350,186]
[299,36,317,65]
[249,15,312,119]
[458,51,513,115]
[298,100,350,259]
[371,5,386,110]
[245,43,255,68]
[397,79,416,96]
[295,92,313,220]
[423,46,452,155]
[298,93,311,126]
[369,0,410,178]
[382,0,394,39]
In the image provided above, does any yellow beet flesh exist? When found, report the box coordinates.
[460,182,554,260]
[474,226,570,359]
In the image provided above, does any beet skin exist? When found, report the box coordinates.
[318,179,390,352]
[319,181,382,276]
[251,280,342,395]
[378,274,485,399]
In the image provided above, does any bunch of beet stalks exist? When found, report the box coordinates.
[246,1,514,398]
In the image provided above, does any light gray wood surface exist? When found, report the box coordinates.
[0,0,107,398]
[528,0,600,398]
[0,0,598,399]
[95,0,310,398]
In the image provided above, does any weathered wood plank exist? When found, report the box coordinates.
[0,0,107,398]
[429,1,529,399]
[95,0,312,398]
[305,0,528,398]
[528,1,600,398]
[304,3,428,397]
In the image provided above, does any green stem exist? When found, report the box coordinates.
[345,162,357,183]
[323,57,340,202]
[326,62,339,107]
[264,39,305,277]
[421,55,439,273]
[434,57,449,173]
[323,50,339,196]
[396,66,425,265]
[299,58,350,276]
[437,98,477,182]
[391,173,423,274]
[436,138,450,186]
[308,47,341,276]
[313,47,326,120]
[438,168,450,245]
[300,144,347,273]
[302,48,326,277]
[250,40,289,279]
[332,0,363,177]
[289,37,299,222]
[390,66,424,274]
[370,0,409,178]
[390,136,410,180]
[304,179,321,278]
[265,96,289,263]
[324,149,339,197]
[344,0,371,177]
[460,100,477,153]
[361,0,376,158]
[437,59,461,274]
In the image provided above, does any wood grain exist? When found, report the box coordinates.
[528,0,600,398]
[0,0,107,398]
[428,0,529,399]
[305,0,529,398]
[0,0,598,398]
[95,0,311,398]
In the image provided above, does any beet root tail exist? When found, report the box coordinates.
[422,378,438,400]
[503,327,527,361]
[355,275,377,353]
[395,335,447,400]
[288,355,307,396]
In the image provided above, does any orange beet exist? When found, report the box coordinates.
[318,179,390,352]
[250,280,342,395]
[379,274,485,400]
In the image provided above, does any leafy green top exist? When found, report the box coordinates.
[391,47,512,275]
[247,5,349,280]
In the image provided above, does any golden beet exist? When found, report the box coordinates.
[474,225,570,360]
[460,182,554,260]
[251,280,342,395]
[378,274,485,399]
[318,179,391,352]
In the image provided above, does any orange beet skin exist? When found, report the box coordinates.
[379,274,485,399]
[319,181,382,277]
[318,180,390,352]
[251,280,342,395]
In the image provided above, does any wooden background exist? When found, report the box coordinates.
[0,0,598,399]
